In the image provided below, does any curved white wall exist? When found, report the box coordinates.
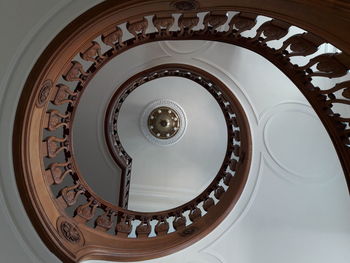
[0,1,350,263]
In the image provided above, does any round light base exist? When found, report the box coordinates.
[140,99,187,146]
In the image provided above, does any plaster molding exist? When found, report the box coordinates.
[159,40,216,57]
[185,251,224,263]
[260,101,338,184]
[193,56,260,125]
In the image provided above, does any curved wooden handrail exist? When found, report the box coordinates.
[103,64,248,215]
[13,1,350,262]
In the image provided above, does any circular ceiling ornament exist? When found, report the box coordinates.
[148,107,180,138]
[101,63,251,260]
[140,99,187,146]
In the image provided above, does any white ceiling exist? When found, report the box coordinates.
[0,1,350,263]
[73,41,229,209]
[118,77,227,211]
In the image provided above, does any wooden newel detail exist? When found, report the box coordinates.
[116,216,132,237]
[57,217,84,247]
[155,218,169,236]
[153,15,175,36]
[136,218,151,238]
[46,162,72,185]
[178,15,199,36]
[203,198,215,211]
[75,199,98,222]
[63,61,88,82]
[230,116,238,127]
[214,186,225,200]
[229,159,237,171]
[233,130,240,141]
[36,80,53,107]
[52,84,77,105]
[320,80,350,99]
[300,53,350,78]
[102,27,124,48]
[226,12,257,35]
[43,136,68,158]
[202,12,228,33]
[173,215,186,231]
[279,32,324,57]
[127,18,148,40]
[223,172,232,186]
[254,19,290,43]
[44,110,69,131]
[233,145,240,157]
[189,207,202,222]
[61,221,81,243]
[95,210,114,231]
[59,183,84,207]
[80,41,104,63]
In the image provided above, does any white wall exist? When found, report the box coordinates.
[0,1,349,263]
[0,1,102,262]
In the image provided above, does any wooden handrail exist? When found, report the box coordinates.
[13,1,350,262]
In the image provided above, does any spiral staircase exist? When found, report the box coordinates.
[0,1,350,262]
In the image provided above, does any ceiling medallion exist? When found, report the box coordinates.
[141,100,187,146]
[148,106,180,139]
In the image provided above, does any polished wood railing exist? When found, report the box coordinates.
[104,63,247,219]
[13,1,350,262]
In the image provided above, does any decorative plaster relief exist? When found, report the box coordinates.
[159,40,216,56]
[260,102,339,184]
[185,251,224,263]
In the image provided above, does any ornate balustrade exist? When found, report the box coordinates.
[13,0,350,262]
